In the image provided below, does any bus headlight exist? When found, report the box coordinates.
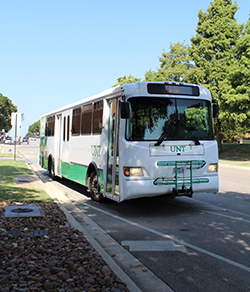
[208,163,218,172]
[123,167,144,177]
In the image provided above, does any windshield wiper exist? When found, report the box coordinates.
[178,120,200,145]
[154,120,200,146]
[154,122,175,146]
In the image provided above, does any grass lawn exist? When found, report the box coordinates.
[219,141,250,167]
[0,159,53,202]
[0,153,21,158]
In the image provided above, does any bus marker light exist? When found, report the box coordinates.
[124,167,130,176]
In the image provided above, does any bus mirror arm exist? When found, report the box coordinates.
[121,102,130,119]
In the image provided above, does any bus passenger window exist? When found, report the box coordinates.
[72,107,81,135]
[81,104,92,135]
[93,101,103,134]
[45,115,55,137]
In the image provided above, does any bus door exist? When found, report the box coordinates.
[106,98,120,199]
[54,114,62,177]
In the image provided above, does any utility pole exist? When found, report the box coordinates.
[11,112,23,161]
[14,113,17,161]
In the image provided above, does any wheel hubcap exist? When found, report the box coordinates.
[92,176,99,194]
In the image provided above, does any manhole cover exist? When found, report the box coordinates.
[11,208,33,213]
[4,204,43,217]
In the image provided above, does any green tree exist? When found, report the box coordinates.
[144,69,158,82]
[112,75,142,87]
[145,42,193,82]
[0,93,18,133]
[27,120,40,137]
[220,19,250,142]
[189,0,243,151]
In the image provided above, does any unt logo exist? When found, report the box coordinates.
[91,145,101,157]
[170,146,186,153]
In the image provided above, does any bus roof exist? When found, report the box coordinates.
[40,82,211,118]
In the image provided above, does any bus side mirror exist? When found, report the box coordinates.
[212,100,219,119]
[121,102,130,119]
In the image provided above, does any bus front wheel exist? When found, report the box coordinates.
[89,172,104,202]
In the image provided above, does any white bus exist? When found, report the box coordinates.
[40,81,219,203]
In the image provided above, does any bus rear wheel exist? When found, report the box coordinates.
[49,159,55,180]
[89,172,104,202]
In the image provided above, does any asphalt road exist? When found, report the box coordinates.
[18,140,250,292]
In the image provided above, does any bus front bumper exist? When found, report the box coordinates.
[122,175,219,201]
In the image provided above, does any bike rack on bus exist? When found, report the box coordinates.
[153,160,209,197]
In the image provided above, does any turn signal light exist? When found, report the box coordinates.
[123,167,144,177]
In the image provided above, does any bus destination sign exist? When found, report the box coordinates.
[147,83,199,96]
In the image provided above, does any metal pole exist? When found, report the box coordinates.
[14,113,17,161]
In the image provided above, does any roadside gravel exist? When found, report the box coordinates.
[0,201,130,292]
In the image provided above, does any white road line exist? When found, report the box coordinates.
[201,210,250,223]
[160,197,250,222]
[79,201,250,273]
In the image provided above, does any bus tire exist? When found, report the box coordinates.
[89,172,104,202]
[49,159,56,180]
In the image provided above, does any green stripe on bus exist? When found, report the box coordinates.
[61,162,103,190]
[61,162,88,185]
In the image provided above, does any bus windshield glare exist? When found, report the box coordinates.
[126,97,214,141]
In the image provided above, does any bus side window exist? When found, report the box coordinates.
[93,100,103,134]
[45,121,48,137]
[46,115,55,137]
[72,108,81,135]
[81,104,92,135]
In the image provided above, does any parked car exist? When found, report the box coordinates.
[4,137,13,144]
[22,137,28,142]
[30,136,36,141]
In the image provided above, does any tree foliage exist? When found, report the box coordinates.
[220,19,250,141]
[189,0,242,93]
[112,75,142,87]
[27,120,40,137]
[189,0,242,87]
[145,42,193,82]
[188,0,243,148]
[0,93,18,133]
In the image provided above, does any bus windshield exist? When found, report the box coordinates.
[126,96,214,142]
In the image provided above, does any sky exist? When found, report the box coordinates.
[1,0,249,137]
